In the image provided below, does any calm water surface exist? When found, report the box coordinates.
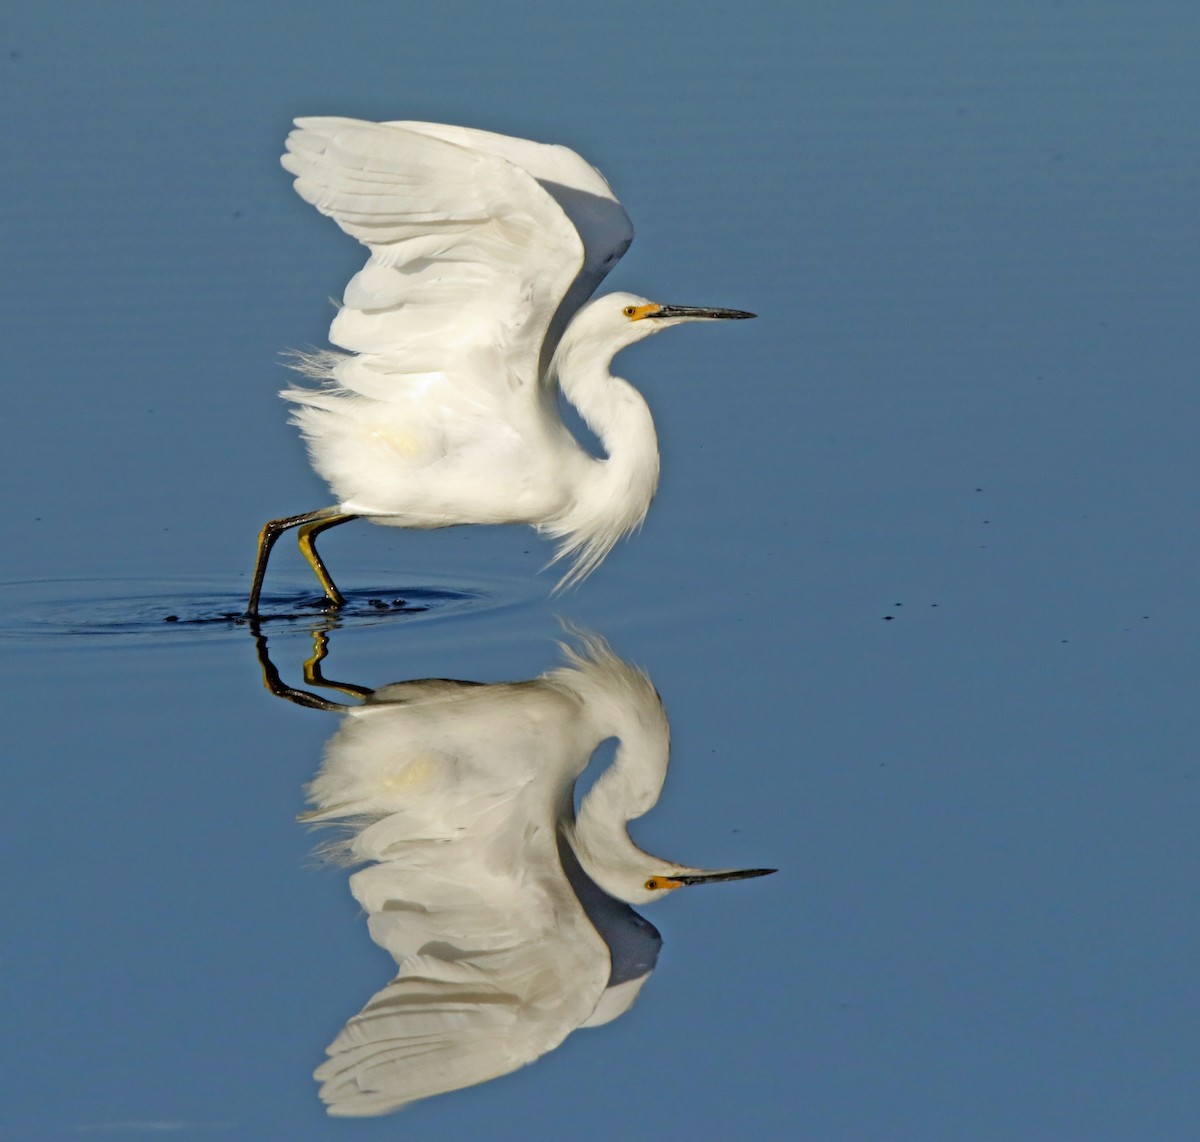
[3,4,1198,1139]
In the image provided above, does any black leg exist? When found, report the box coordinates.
[247,506,349,615]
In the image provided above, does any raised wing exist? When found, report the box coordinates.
[387,121,634,378]
[281,117,632,396]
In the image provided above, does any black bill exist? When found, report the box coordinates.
[672,868,777,886]
[650,304,757,320]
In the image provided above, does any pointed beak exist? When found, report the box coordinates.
[669,868,777,887]
[648,304,756,321]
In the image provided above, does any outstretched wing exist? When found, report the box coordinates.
[281,117,633,395]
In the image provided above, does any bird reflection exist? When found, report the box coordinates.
[255,627,773,1115]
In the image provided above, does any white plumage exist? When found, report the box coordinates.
[248,117,753,612]
[283,633,773,1115]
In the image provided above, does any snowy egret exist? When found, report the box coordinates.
[255,629,773,1114]
[247,118,754,613]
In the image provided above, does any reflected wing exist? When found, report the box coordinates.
[281,117,632,396]
[302,650,662,1116]
[315,858,612,1117]
[304,682,615,1116]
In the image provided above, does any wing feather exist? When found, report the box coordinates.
[312,849,611,1116]
[316,927,607,1116]
[281,117,631,395]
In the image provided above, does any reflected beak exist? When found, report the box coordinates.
[670,868,777,887]
[649,304,757,321]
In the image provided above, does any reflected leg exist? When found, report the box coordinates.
[247,505,347,616]
[250,624,347,711]
[296,512,358,609]
[303,628,372,699]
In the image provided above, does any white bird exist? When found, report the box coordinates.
[247,117,754,614]
[258,631,773,1115]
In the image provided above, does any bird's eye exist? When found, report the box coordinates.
[623,305,637,317]
[645,878,659,890]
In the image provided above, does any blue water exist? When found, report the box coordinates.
[3,4,1198,1139]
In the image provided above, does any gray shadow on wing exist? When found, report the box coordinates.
[537,182,634,379]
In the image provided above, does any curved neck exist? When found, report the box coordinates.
[554,343,659,485]
[562,668,672,894]
[547,339,661,583]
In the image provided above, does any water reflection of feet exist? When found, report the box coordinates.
[255,627,774,1116]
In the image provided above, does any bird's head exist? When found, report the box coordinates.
[564,292,756,357]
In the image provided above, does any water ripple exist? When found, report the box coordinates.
[0,574,541,645]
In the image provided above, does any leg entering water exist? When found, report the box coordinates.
[297,513,359,609]
[247,506,356,615]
